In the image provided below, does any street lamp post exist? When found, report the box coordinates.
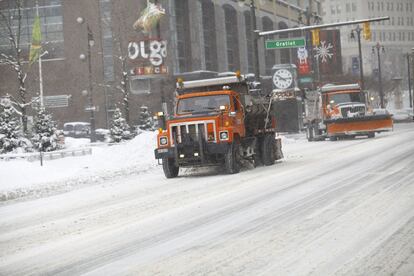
[249,1,260,82]
[372,42,385,108]
[78,16,97,143]
[350,25,364,91]
[238,0,261,82]
[412,48,414,119]
[407,53,412,108]
[86,24,96,143]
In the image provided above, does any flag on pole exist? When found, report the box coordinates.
[29,15,42,65]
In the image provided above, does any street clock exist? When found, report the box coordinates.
[271,64,298,90]
[273,68,293,89]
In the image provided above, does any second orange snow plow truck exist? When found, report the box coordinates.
[306,83,393,141]
[154,74,283,178]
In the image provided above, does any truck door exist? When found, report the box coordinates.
[232,95,245,136]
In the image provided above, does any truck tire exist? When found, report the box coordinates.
[225,141,241,174]
[306,126,314,142]
[162,157,179,178]
[329,136,338,141]
[261,134,276,166]
[367,132,375,138]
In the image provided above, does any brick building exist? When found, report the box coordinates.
[0,0,322,129]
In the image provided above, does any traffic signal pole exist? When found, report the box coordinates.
[259,17,389,37]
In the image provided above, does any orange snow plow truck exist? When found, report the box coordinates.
[154,74,283,178]
[306,83,393,141]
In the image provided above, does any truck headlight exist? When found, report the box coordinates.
[159,136,168,145]
[219,131,229,140]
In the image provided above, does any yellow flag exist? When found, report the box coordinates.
[29,15,42,65]
[311,29,320,46]
[363,22,371,41]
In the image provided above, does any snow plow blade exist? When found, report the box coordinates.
[325,114,393,136]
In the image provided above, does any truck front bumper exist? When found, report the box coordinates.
[154,143,230,161]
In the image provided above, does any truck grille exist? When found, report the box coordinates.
[340,106,366,118]
[170,120,216,145]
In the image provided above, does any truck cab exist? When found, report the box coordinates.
[321,84,366,120]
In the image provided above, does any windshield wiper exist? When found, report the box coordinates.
[180,109,194,113]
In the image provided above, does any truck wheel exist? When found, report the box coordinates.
[225,141,241,174]
[368,132,375,138]
[306,126,314,142]
[329,136,338,141]
[261,134,276,166]
[162,157,179,178]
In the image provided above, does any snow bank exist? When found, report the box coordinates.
[0,131,158,201]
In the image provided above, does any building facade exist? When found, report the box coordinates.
[0,0,322,128]
[321,0,414,85]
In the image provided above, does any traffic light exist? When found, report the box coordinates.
[363,22,371,41]
[311,29,320,46]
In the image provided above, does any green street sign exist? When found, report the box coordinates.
[265,37,306,49]
[299,77,313,83]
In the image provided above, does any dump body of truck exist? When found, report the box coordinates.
[154,75,283,178]
[306,84,393,141]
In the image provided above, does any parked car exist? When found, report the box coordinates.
[63,122,91,138]
[95,128,110,142]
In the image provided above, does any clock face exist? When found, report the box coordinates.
[273,69,293,89]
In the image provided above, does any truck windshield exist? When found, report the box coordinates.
[329,92,362,104]
[177,95,230,114]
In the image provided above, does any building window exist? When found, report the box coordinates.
[201,0,217,71]
[244,11,254,74]
[0,0,64,60]
[175,0,192,73]
[352,3,356,11]
[262,17,274,75]
[346,3,350,12]
[223,5,240,72]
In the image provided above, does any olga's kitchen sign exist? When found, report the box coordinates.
[128,39,168,76]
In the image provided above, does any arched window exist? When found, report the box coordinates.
[223,5,240,71]
[244,10,254,74]
[175,0,192,72]
[278,21,290,64]
[201,0,217,71]
[262,17,275,75]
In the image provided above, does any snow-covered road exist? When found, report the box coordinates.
[1,124,414,275]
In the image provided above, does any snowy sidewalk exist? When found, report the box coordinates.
[0,131,158,201]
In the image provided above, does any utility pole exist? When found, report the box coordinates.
[372,42,385,109]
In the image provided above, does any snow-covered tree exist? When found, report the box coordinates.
[138,106,155,130]
[110,108,132,143]
[0,102,31,154]
[31,106,60,152]
[0,0,31,133]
